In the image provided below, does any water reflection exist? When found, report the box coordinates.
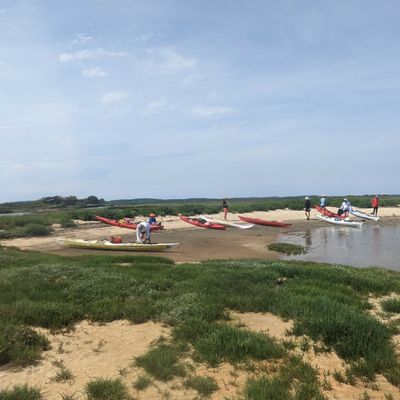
[277,223,400,271]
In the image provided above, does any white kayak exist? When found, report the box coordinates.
[316,213,363,228]
[350,209,380,222]
[200,215,254,229]
[59,238,179,251]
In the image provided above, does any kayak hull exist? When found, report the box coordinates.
[95,216,163,231]
[200,216,254,229]
[316,213,363,228]
[350,210,380,221]
[60,239,179,251]
[179,215,226,230]
[314,206,344,219]
[239,215,291,228]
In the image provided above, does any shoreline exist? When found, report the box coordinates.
[1,208,400,263]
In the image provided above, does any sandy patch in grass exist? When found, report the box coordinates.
[230,311,293,340]
[229,311,400,400]
[0,320,170,399]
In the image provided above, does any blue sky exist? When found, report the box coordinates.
[1,0,399,202]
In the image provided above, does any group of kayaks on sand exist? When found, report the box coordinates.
[60,195,382,251]
[304,194,381,228]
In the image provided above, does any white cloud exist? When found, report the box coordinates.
[101,92,129,105]
[81,67,108,78]
[58,48,128,63]
[146,48,197,72]
[142,97,168,114]
[71,33,93,45]
[191,105,235,118]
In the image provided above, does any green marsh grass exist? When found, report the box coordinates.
[244,356,325,400]
[135,343,186,381]
[268,243,307,255]
[132,374,152,391]
[381,298,400,313]
[85,378,131,400]
[0,384,42,400]
[184,375,219,397]
[1,247,400,386]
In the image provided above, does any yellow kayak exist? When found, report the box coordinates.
[59,239,179,252]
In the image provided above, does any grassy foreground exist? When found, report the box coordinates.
[1,246,400,398]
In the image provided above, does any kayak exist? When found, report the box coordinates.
[316,213,363,228]
[200,215,254,229]
[314,206,344,219]
[179,215,226,230]
[239,215,291,228]
[95,216,164,231]
[350,209,380,222]
[59,238,179,251]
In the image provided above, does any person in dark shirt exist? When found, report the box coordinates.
[304,197,311,220]
[222,198,229,220]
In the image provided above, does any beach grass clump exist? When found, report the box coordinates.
[0,324,49,367]
[0,384,42,400]
[243,356,325,400]
[268,243,307,255]
[381,298,400,314]
[135,342,186,381]
[184,375,219,397]
[85,378,131,400]
[132,374,152,391]
[174,318,286,367]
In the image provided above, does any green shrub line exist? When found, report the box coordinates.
[1,247,400,387]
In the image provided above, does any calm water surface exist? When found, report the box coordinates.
[277,223,400,271]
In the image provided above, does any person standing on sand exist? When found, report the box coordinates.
[136,221,151,244]
[371,195,380,216]
[304,197,311,220]
[319,195,326,209]
[222,198,229,220]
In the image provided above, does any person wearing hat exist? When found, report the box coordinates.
[304,196,311,220]
[371,195,380,216]
[148,213,158,225]
[340,198,352,218]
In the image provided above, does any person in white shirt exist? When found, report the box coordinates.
[340,198,352,218]
[136,221,151,243]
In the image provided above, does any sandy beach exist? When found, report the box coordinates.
[2,207,399,262]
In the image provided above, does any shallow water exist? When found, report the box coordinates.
[277,222,400,270]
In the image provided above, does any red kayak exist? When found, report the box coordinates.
[314,206,344,219]
[239,215,291,228]
[179,215,226,230]
[95,216,164,231]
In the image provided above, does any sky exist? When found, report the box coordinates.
[1,0,400,202]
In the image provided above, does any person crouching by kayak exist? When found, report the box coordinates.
[371,195,380,216]
[136,221,151,244]
[304,197,311,220]
[339,198,352,218]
